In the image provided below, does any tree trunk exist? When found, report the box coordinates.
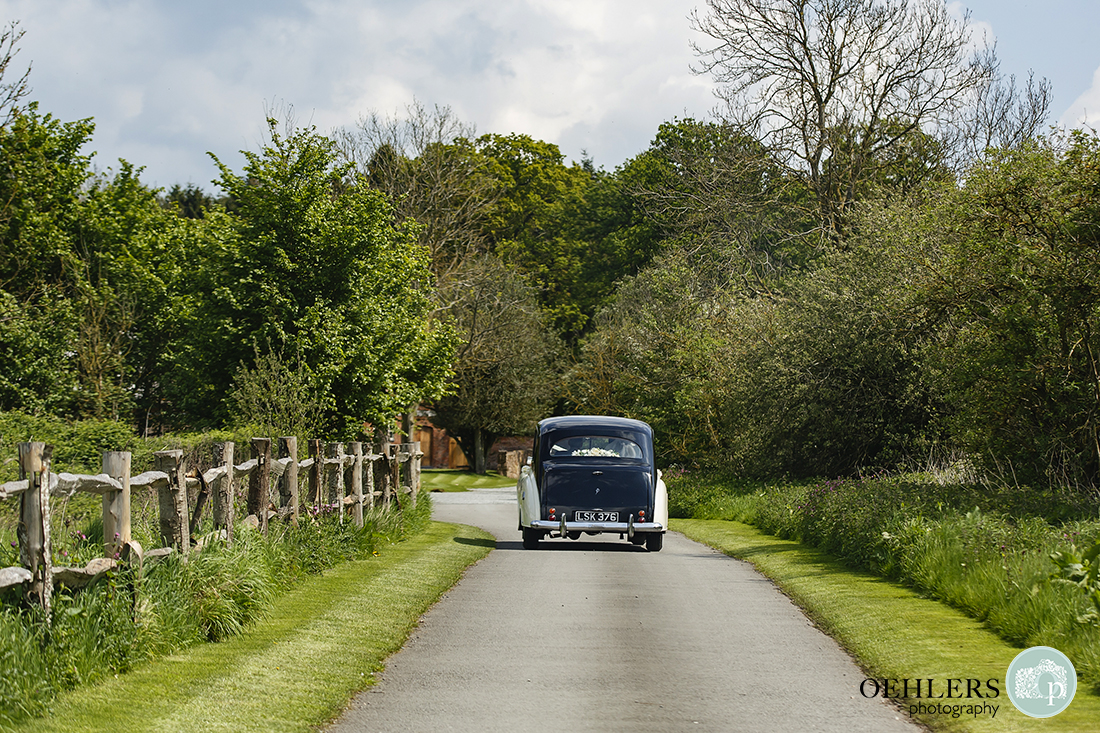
[474,428,486,475]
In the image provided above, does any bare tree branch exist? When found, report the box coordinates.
[0,20,30,127]
[691,0,996,236]
[336,101,499,279]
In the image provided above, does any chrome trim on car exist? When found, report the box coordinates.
[530,520,664,533]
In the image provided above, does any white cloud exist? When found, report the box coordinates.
[0,0,715,186]
[1061,65,1100,131]
[947,1,995,54]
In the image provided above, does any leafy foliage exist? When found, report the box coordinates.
[568,248,729,464]
[187,120,455,434]
[339,101,499,279]
[1050,539,1100,626]
[228,347,328,439]
[475,133,597,339]
[918,133,1100,487]
[718,244,943,477]
[432,254,563,472]
[0,411,139,482]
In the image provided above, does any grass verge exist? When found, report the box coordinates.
[421,468,514,491]
[673,518,1100,732]
[15,521,494,733]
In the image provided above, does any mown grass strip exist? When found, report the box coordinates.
[421,468,514,491]
[673,519,1100,732]
[17,521,494,733]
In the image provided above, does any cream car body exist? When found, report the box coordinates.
[517,415,667,551]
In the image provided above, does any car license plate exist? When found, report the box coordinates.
[575,511,618,522]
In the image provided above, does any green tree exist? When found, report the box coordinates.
[0,104,91,416]
[569,249,732,465]
[0,103,94,297]
[188,120,454,435]
[0,289,78,415]
[546,158,666,337]
[73,162,223,426]
[918,132,1100,487]
[432,254,563,473]
[0,102,220,425]
[715,243,941,477]
[227,346,327,439]
[626,118,816,290]
[338,102,499,279]
[159,183,222,219]
[476,133,595,339]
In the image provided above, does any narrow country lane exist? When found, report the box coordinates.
[327,488,918,732]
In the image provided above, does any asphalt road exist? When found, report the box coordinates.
[328,488,918,732]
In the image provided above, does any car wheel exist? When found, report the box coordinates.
[629,534,646,546]
[645,533,664,552]
[522,527,541,550]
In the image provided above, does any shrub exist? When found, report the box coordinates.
[667,469,1100,691]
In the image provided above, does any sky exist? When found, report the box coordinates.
[0,0,1098,190]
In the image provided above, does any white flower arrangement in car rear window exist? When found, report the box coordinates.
[572,447,620,457]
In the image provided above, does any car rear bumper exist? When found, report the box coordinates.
[529,519,665,534]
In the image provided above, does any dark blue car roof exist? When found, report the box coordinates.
[537,415,654,462]
[538,415,652,435]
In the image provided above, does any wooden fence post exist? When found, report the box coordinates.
[364,450,376,512]
[397,441,421,508]
[279,436,299,526]
[248,438,271,535]
[390,446,401,509]
[308,439,322,511]
[410,441,422,507]
[212,441,235,545]
[18,442,53,616]
[154,450,189,555]
[375,445,391,509]
[349,442,363,527]
[102,451,131,558]
[325,443,345,523]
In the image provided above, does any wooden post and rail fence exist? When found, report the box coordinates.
[0,438,423,619]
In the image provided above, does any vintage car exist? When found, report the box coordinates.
[517,415,668,551]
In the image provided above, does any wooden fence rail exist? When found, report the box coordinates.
[0,438,423,619]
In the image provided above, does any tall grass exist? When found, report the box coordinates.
[0,495,431,729]
[667,470,1100,691]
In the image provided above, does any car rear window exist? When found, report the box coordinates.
[547,435,644,459]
